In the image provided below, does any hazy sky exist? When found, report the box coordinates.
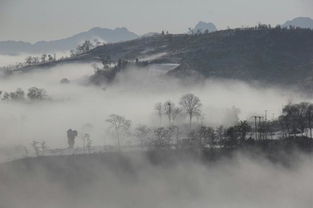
[0,0,312,42]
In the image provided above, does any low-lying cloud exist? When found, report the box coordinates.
[0,57,313,208]
[1,152,313,208]
[0,61,309,157]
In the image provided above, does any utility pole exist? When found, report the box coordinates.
[168,102,172,125]
[264,110,268,139]
[308,110,312,139]
[253,116,258,140]
[257,116,262,140]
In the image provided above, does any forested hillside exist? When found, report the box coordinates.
[8,26,313,89]
[87,26,313,87]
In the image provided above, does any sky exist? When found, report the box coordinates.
[0,0,312,42]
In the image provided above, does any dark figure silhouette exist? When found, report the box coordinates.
[67,129,78,148]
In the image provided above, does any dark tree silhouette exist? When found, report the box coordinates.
[27,87,46,100]
[236,121,252,141]
[106,114,131,151]
[10,88,25,101]
[179,93,202,128]
[67,129,78,149]
[153,127,174,148]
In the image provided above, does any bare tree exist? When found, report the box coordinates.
[106,114,131,151]
[163,101,175,125]
[163,101,182,125]
[179,93,202,128]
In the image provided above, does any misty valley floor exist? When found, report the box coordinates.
[1,149,313,208]
[1,26,313,208]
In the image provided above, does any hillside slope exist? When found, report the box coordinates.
[87,27,313,88]
[10,27,313,89]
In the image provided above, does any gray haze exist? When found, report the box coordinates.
[1,152,313,208]
[1,1,313,207]
[0,59,312,208]
[0,58,308,155]
[1,0,313,42]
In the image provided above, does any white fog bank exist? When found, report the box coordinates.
[0,62,309,150]
[1,152,313,208]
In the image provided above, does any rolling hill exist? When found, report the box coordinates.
[86,26,313,88]
[9,26,313,90]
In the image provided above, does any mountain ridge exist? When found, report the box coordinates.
[5,26,313,90]
[0,27,139,55]
[86,27,313,89]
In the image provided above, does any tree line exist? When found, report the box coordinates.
[0,40,103,74]
[0,87,47,102]
[59,93,247,152]
[2,92,231,156]
[26,94,313,156]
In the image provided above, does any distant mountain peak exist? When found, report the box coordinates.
[115,27,129,31]
[189,21,217,33]
[0,27,139,55]
[89,27,130,33]
[282,17,313,29]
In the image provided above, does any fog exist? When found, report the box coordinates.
[0,55,27,67]
[0,60,308,150]
[1,152,313,208]
[1,56,313,208]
